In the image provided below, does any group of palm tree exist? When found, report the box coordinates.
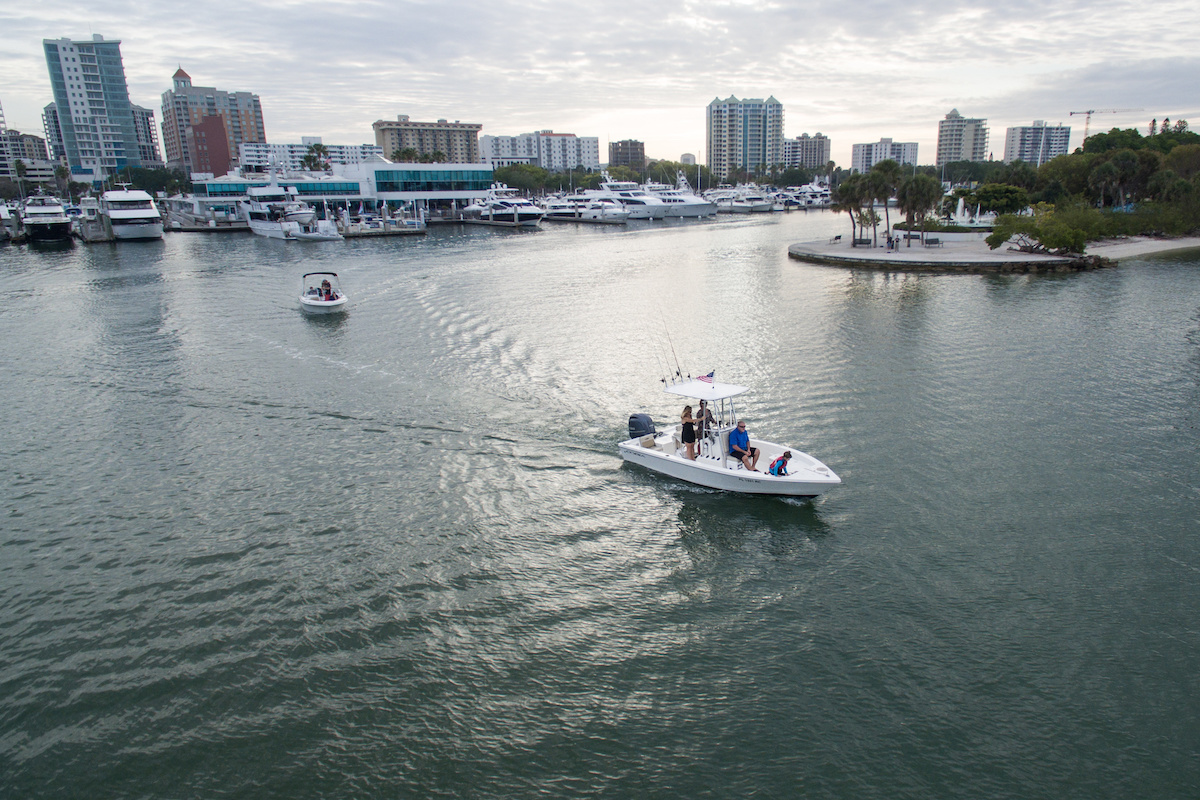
[832,159,944,247]
[388,148,448,163]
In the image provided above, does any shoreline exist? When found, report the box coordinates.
[788,235,1200,273]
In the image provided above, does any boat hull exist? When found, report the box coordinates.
[25,221,73,242]
[249,219,299,239]
[618,431,840,497]
[111,221,165,240]
[663,202,717,218]
[299,295,347,314]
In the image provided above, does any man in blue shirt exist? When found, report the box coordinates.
[728,420,760,471]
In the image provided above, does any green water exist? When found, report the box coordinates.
[2,214,1198,798]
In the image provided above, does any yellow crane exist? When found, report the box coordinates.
[1069,108,1145,142]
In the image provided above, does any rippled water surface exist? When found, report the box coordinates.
[2,214,1199,798]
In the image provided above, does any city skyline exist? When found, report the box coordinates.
[1,0,1197,169]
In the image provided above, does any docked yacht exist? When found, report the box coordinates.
[461,184,544,227]
[540,196,630,224]
[581,173,667,219]
[100,186,164,240]
[788,182,832,208]
[619,376,841,497]
[240,184,342,240]
[642,172,717,217]
[19,194,73,242]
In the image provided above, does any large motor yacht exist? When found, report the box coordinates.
[100,186,164,240]
[461,184,544,227]
[642,171,717,217]
[240,183,341,241]
[19,194,73,242]
[580,173,667,219]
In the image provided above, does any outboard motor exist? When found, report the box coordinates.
[628,413,656,440]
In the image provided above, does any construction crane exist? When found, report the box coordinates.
[1069,108,1145,142]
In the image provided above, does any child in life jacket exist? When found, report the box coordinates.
[768,451,792,476]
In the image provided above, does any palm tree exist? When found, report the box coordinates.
[54,165,71,202]
[896,174,944,246]
[14,159,27,199]
[868,159,902,244]
[833,173,866,244]
[390,147,418,162]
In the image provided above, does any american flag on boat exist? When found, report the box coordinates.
[698,371,714,384]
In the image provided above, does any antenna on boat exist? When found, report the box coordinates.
[659,311,685,383]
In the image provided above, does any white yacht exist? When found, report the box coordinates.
[788,182,832,208]
[240,184,342,241]
[619,376,841,497]
[19,194,73,242]
[540,196,629,224]
[100,186,164,240]
[581,173,667,219]
[461,184,544,227]
[642,172,717,217]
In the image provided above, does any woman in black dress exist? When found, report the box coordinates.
[681,405,697,460]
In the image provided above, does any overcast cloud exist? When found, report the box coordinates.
[1,0,1197,166]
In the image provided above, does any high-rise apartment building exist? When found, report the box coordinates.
[131,105,164,167]
[43,35,150,180]
[373,115,482,163]
[161,69,265,177]
[783,133,832,170]
[608,140,645,170]
[706,95,784,180]
[1003,121,1071,166]
[851,138,919,173]
[936,109,989,167]
[42,103,65,161]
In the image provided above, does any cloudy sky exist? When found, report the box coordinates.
[2,0,1197,167]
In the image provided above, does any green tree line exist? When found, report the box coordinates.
[834,122,1200,254]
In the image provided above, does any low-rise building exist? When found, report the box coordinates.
[373,115,482,163]
[240,138,384,172]
[481,131,600,171]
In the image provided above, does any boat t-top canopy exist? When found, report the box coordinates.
[302,272,339,280]
[664,378,749,401]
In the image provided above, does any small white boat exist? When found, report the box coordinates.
[299,272,348,314]
[618,377,841,497]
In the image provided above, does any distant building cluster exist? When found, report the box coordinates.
[13,33,1085,188]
